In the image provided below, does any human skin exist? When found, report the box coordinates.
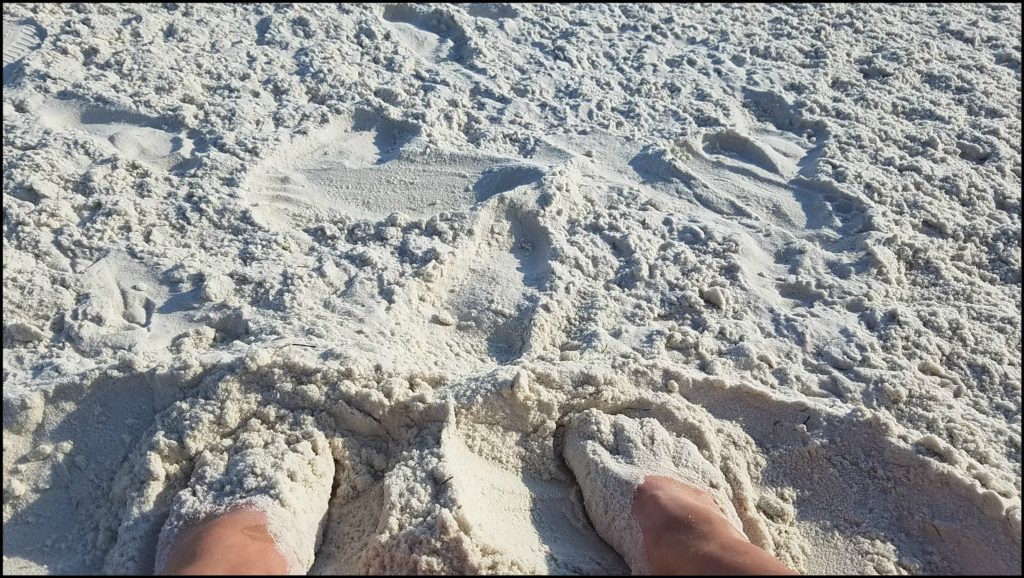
[160,475,796,576]
[158,509,290,575]
[633,475,798,575]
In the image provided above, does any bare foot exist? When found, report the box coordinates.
[159,508,289,575]
[564,408,796,575]
[635,476,796,575]
[155,411,335,575]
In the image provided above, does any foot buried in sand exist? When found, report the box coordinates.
[564,408,795,575]
[154,413,334,575]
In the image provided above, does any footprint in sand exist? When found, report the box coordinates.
[3,19,44,84]
[379,4,472,66]
[63,251,221,356]
[243,108,547,228]
[627,90,874,313]
[36,98,204,175]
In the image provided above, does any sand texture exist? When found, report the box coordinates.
[3,3,1021,575]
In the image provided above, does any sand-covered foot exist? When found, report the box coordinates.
[563,408,744,574]
[154,412,335,574]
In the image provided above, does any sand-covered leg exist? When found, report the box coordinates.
[154,412,335,575]
[563,408,744,573]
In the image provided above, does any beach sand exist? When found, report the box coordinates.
[3,3,1021,574]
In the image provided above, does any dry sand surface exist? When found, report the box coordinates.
[2,3,1021,575]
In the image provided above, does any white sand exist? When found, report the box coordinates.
[563,408,746,573]
[2,3,1021,575]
